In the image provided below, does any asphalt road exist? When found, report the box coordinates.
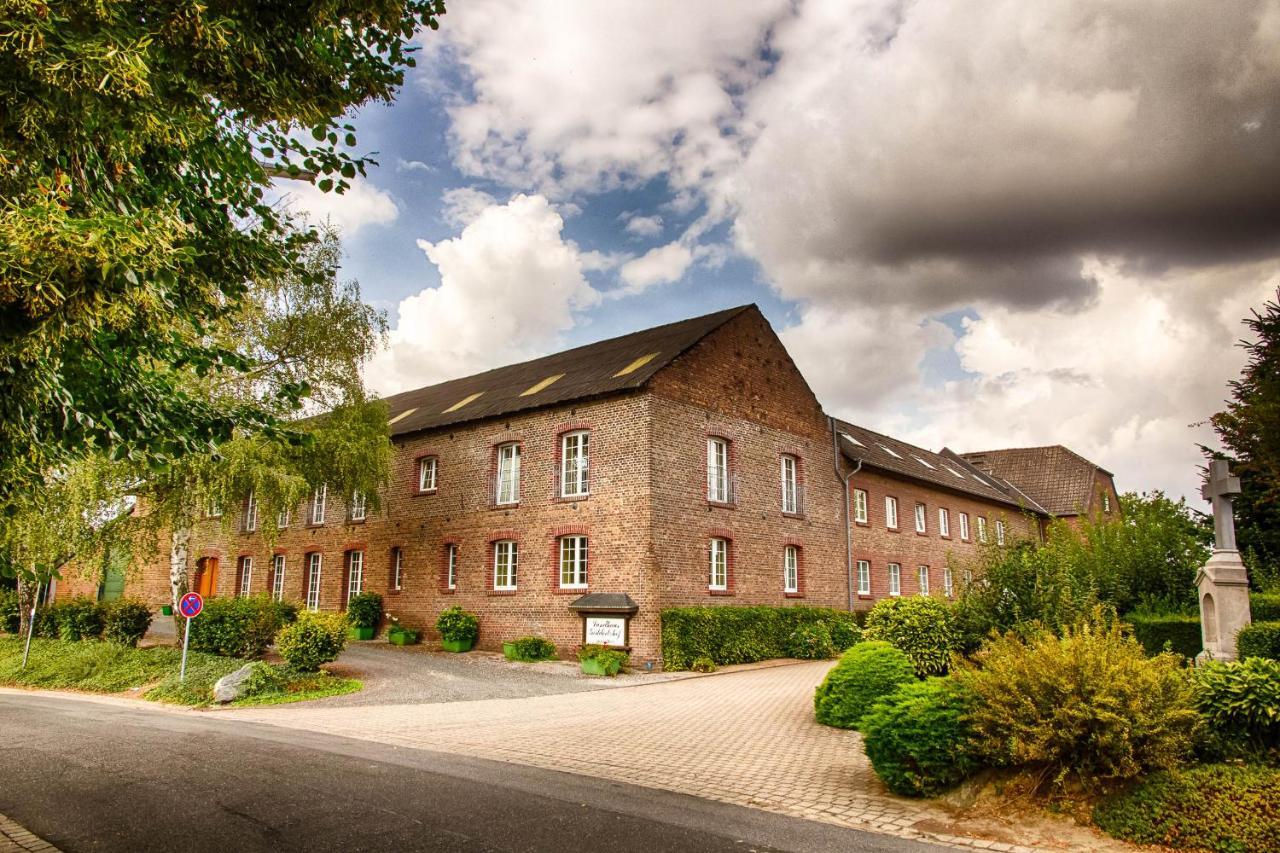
[0,691,944,853]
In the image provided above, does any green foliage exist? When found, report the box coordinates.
[273,599,301,626]
[345,592,382,629]
[1193,657,1280,763]
[786,621,836,660]
[691,656,718,673]
[435,605,479,644]
[1252,593,1280,621]
[813,641,917,730]
[1239,622,1280,661]
[828,619,861,651]
[506,636,557,662]
[57,597,104,641]
[1,588,20,633]
[1125,610,1202,659]
[187,595,282,659]
[958,619,1200,790]
[863,597,959,676]
[660,606,861,670]
[275,612,347,672]
[239,661,290,697]
[578,644,629,675]
[860,677,982,797]
[101,599,152,647]
[1093,764,1280,853]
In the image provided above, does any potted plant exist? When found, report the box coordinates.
[386,615,420,646]
[504,636,556,662]
[578,643,629,676]
[436,605,478,653]
[346,592,382,641]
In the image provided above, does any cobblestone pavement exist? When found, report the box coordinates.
[0,814,60,853]
[221,660,1124,852]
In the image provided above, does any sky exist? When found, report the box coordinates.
[279,0,1280,507]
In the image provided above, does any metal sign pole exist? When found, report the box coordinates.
[179,614,192,682]
[20,580,41,670]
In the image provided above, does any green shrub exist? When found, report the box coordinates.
[507,636,556,662]
[239,660,290,697]
[814,641,917,730]
[958,620,1199,789]
[1125,610,1202,658]
[1238,621,1280,661]
[57,597,104,641]
[786,621,836,660]
[828,619,861,651]
[273,599,300,626]
[33,605,60,638]
[0,588,19,634]
[1093,764,1280,853]
[345,592,382,629]
[435,605,479,644]
[276,612,347,671]
[691,655,717,673]
[187,595,282,658]
[1194,657,1280,762]
[660,606,860,670]
[863,597,959,676]
[861,677,982,797]
[101,599,152,647]
[1252,593,1280,622]
[578,643,628,675]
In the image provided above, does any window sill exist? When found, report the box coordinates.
[915,531,928,537]
[347,519,368,525]
[488,589,518,597]
[708,588,734,596]
[886,527,900,534]
[857,593,874,600]
[705,500,737,510]
[556,586,588,595]
[554,493,590,504]
[784,591,804,599]
[492,502,521,511]
[781,511,805,520]
[414,489,438,497]
[940,535,952,541]
[439,587,457,595]
[305,523,325,529]
[854,520,869,527]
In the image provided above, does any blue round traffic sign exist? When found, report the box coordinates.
[179,592,204,619]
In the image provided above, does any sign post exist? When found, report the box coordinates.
[178,592,204,682]
[20,581,42,670]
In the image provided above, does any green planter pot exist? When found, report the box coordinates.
[348,625,375,641]
[441,636,474,653]
[388,630,418,646]
[160,605,173,616]
[580,657,621,677]
[503,642,518,660]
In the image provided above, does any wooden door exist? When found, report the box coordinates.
[194,557,219,598]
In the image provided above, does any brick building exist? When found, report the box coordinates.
[57,305,1119,666]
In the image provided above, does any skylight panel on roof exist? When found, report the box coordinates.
[520,373,565,397]
[613,352,659,377]
[913,456,936,470]
[442,392,484,413]
[839,432,865,447]
[387,407,418,426]
[943,464,967,479]
[877,444,903,459]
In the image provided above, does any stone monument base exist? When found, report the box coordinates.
[1195,549,1252,663]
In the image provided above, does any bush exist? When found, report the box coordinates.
[786,622,835,660]
[1125,610,1202,659]
[958,619,1199,790]
[691,655,717,673]
[1252,593,1280,622]
[276,612,348,671]
[0,588,19,634]
[435,605,479,644]
[187,595,282,659]
[507,636,556,662]
[1093,764,1280,853]
[1194,657,1280,762]
[814,641,917,730]
[828,619,861,651]
[1238,621,1280,661]
[660,606,860,670]
[578,643,628,675]
[861,677,982,797]
[273,598,300,626]
[863,597,958,676]
[345,592,382,629]
[33,605,60,638]
[239,660,290,698]
[57,597,104,641]
[102,599,152,647]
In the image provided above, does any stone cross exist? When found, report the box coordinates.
[1201,459,1241,552]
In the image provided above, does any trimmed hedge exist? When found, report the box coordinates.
[1093,764,1280,853]
[1126,611,1202,658]
[1238,621,1280,661]
[276,612,348,671]
[786,622,836,660]
[1194,657,1280,762]
[56,597,104,641]
[0,588,19,634]
[661,606,860,670]
[813,641,916,730]
[102,599,152,646]
[507,636,556,662]
[187,595,283,659]
[863,597,959,676]
[861,677,981,797]
[1251,593,1280,622]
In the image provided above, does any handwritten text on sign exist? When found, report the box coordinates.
[584,616,626,646]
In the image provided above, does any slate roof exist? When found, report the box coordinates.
[379,305,751,438]
[958,445,1109,516]
[834,419,1043,512]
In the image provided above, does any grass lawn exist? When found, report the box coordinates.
[0,637,360,707]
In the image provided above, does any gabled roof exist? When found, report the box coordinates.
[834,419,1041,511]
[958,445,1109,516]
[379,305,752,437]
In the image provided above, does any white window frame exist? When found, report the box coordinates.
[239,556,252,596]
[446,543,458,590]
[885,496,899,529]
[493,540,518,591]
[707,437,730,503]
[310,485,327,526]
[561,431,590,498]
[914,503,926,533]
[944,566,954,598]
[244,493,258,533]
[708,538,729,590]
[959,512,970,541]
[349,490,367,522]
[496,444,521,506]
[939,508,950,538]
[272,554,286,601]
[392,547,404,592]
[918,565,930,596]
[780,455,798,514]
[346,550,364,602]
[1102,493,1111,513]
[418,456,438,492]
[888,562,901,597]
[559,535,588,589]
[206,499,222,518]
[976,516,988,544]
[306,553,322,611]
[857,560,871,595]
[277,507,290,529]
[996,519,1006,546]
[783,545,799,593]
[853,489,868,523]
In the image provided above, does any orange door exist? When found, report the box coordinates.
[194,558,218,598]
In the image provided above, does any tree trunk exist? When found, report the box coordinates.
[169,527,190,632]
[15,574,37,637]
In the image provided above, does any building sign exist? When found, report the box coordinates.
[584,616,627,647]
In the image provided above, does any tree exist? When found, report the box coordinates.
[1211,288,1280,588]
[0,0,444,516]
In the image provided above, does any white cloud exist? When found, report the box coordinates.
[276,178,399,236]
[622,213,664,238]
[440,186,498,227]
[617,241,694,294]
[364,194,601,395]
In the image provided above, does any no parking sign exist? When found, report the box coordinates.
[178,592,203,681]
